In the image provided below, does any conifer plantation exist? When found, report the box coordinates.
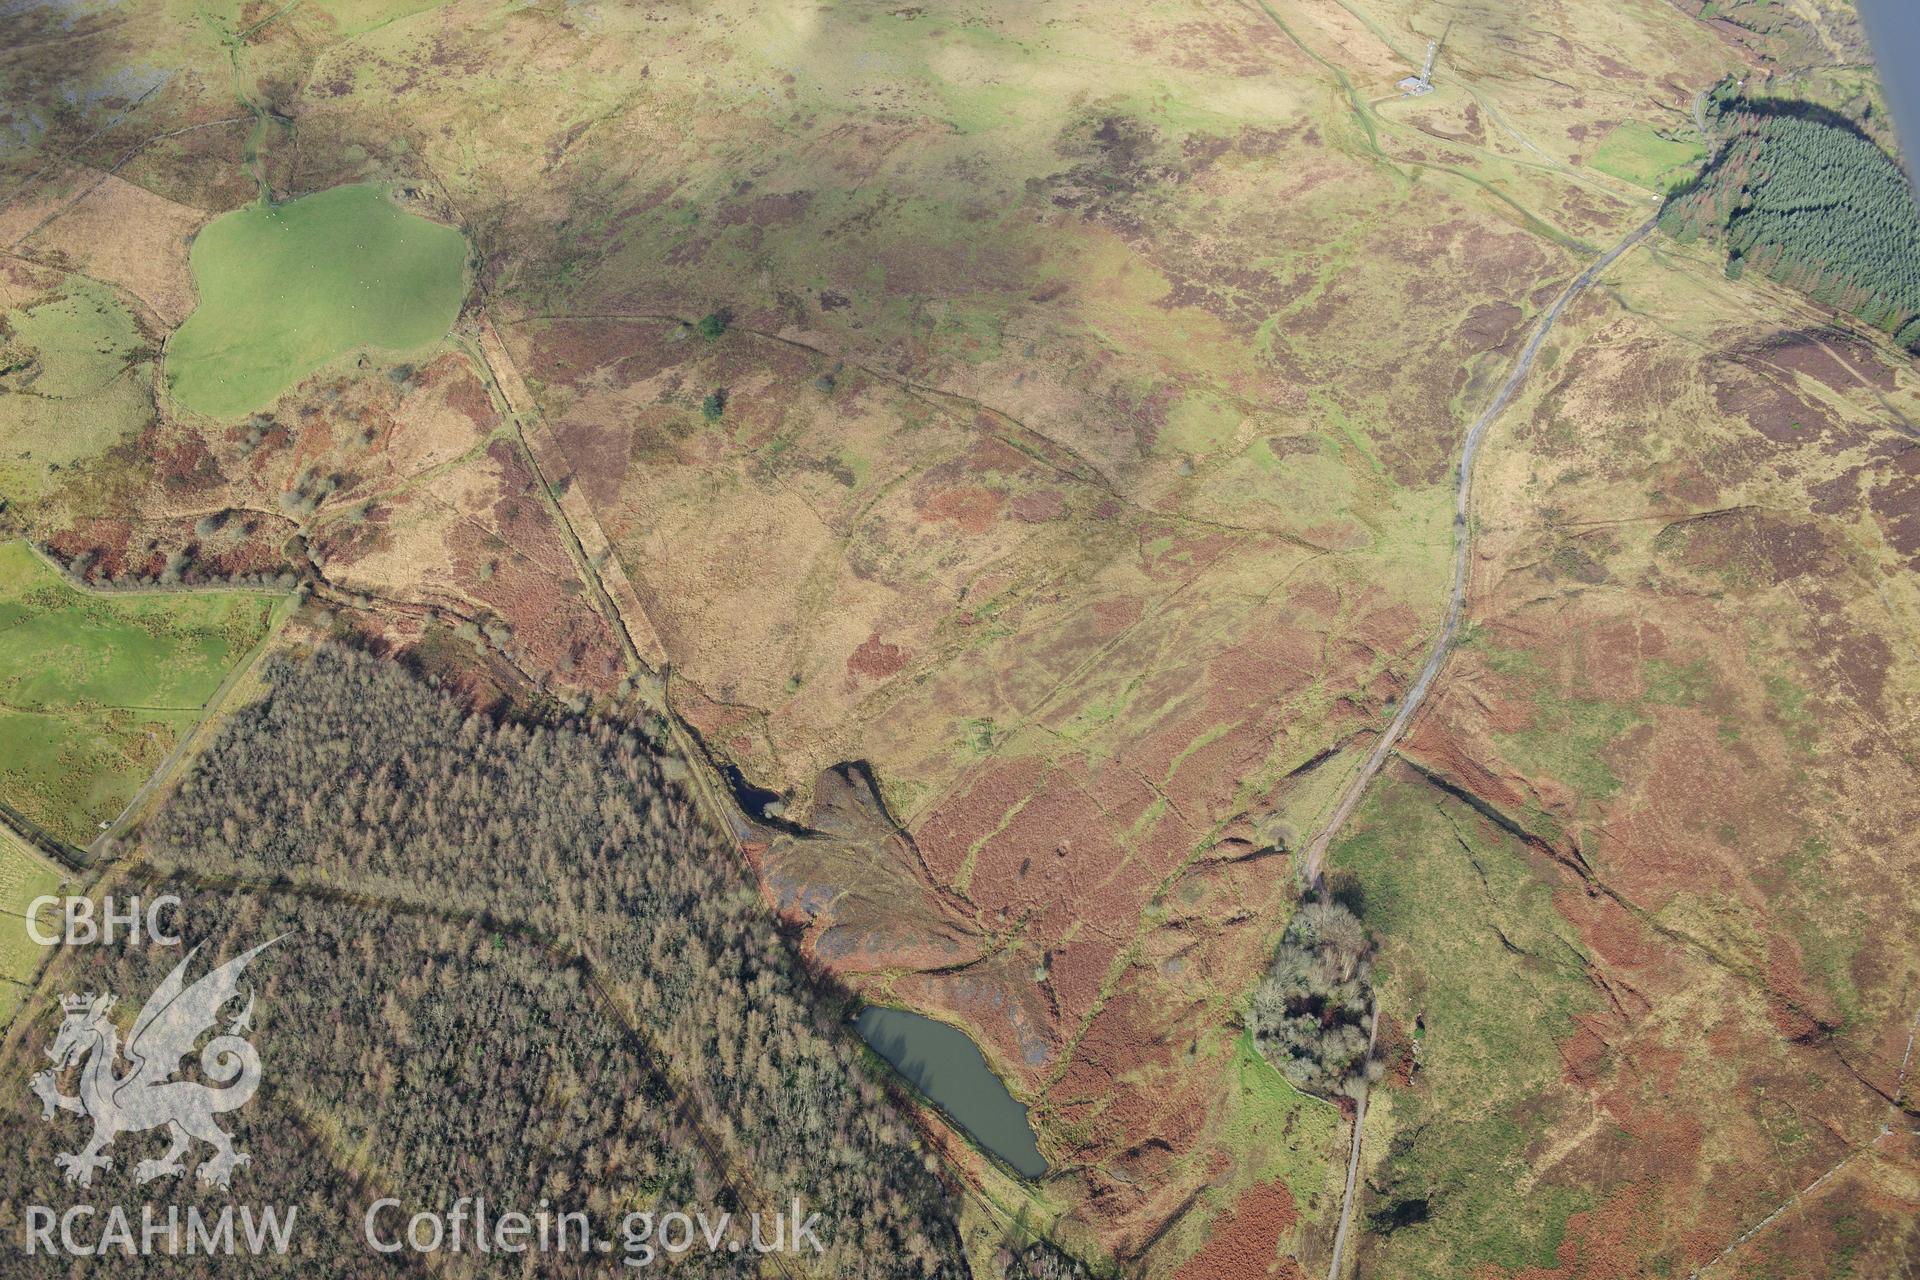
[0,647,971,1277]
[1661,105,1920,347]
[1,893,730,1278]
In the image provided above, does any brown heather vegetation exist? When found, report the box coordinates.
[7,0,1917,1269]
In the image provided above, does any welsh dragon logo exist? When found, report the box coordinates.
[28,938,280,1189]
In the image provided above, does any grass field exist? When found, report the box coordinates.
[1588,121,1705,192]
[1218,1029,1345,1204]
[0,824,65,1029]
[165,183,468,418]
[0,541,281,844]
[1331,775,1599,1277]
[0,273,155,508]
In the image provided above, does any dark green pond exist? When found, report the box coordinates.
[855,1007,1047,1179]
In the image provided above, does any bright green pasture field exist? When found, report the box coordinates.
[1589,122,1704,192]
[0,542,278,844]
[166,183,467,418]
[0,826,65,1028]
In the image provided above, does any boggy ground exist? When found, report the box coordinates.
[2,0,1912,1275]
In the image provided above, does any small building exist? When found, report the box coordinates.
[1399,38,1439,96]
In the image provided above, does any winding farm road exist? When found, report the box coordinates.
[1316,217,1657,1280]
[1300,216,1655,892]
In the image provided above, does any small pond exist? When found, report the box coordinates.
[854,1006,1047,1179]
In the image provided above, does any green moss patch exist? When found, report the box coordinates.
[166,184,467,418]
[1588,122,1703,192]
